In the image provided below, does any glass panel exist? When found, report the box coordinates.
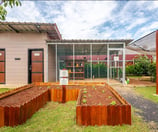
[92,44,107,82]
[75,44,90,80]
[57,44,73,81]
[109,49,123,84]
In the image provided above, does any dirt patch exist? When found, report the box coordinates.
[0,86,48,106]
[129,79,156,86]
[79,86,122,105]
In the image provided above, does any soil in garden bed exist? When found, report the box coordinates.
[79,86,122,106]
[129,79,156,86]
[0,86,49,106]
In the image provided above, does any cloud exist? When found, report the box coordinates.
[134,21,158,39]
[6,1,46,22]
[52,1,117,39]
[4,1,158,40]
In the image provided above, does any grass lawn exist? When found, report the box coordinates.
[134,86,158,103]
[0,88,10,94]
[0,101,149,132]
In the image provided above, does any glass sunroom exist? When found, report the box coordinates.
[47,40,132,84]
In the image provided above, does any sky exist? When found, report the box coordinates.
[5,1,158,40]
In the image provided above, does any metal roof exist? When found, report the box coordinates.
[0,21,62,40]
[47,39,133,45]
[127,30,157,55]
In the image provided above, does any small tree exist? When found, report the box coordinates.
[126,55,156,82]
[134,55,151,76]
[148,62,156,82]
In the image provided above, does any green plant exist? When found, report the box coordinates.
[126,55,153,77]
[83,91,87,94]
[83,95,87,98]
[148,62,156,82]
[110,101,116,105]
[108,96,112,99]
[82,99,87,104]
[84,63,107,78]
[102,90,105,93]
[47,86,51,89]
[83,88,87,91]
[98,103,102,105]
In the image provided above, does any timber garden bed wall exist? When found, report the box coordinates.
[0,82,131,127]
[0,84,49,127]
[76,84,131,126]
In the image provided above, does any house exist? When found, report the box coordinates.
[129,30,158,94]
[0,22,133,85]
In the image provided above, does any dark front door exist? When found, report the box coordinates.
[0,49,5,84]
[28,49,44,83]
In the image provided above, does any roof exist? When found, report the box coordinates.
[47,39,133,45]
[129,30,157,45]
[127,30,157,54]
[0,21,62,40]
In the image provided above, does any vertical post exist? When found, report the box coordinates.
[73,44,75,81]
[90,44,92,80]
[107,44,109,84]
[56,44,58,82]
[62,85,66,103]
[46,44,48,82]
[123,43,126,85]
[156,30,158,94]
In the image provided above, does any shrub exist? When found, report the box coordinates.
[126,55,156,79]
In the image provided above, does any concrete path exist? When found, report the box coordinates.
[111,85,158,132]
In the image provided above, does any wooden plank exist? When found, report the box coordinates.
[102,106,107,125]
[9,106,15,126]
[97,105,102,126]
[87,106,91,125]
[126,105,131,125]
[76,106,82,125]
[4,106,9,126]
[107,105,112,125]
[90,106,97,126]
[122,105,126,124]
[0,106,4,127]
[54,89,56,102]
[119,105,123,125]
[81,106,87,125]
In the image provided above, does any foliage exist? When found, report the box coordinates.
[83,91,87,94]
[85,63,107,78]
[110,101,116,105]
[0,0,21,20]
[0,101,149,132]
[148,62,156,82]
[82,99,87,104]
[126,55,156,82]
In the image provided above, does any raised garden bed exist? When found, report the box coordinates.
[76,84,131,126]
[0,85,49,127]
[0,82,131,127]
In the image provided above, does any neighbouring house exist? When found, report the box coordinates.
[129,30,158,94]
